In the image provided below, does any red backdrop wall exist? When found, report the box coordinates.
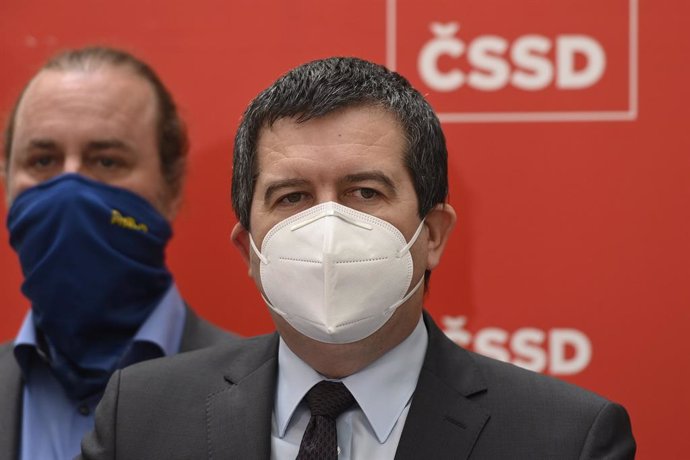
[1,0,688,457]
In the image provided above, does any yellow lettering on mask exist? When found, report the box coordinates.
[110,209,149,233]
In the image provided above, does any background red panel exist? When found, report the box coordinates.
[1,1,688,457]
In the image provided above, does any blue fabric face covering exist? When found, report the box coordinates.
[7,174,173,400]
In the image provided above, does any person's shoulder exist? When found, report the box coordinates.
[179,305,241,351]
[426,312,613,409]
[465,351,635,456]
[120,332,278,386]
[82,335,279,458]
[0,341,16,365]
[0,340,12,354]
[467,349,614,413]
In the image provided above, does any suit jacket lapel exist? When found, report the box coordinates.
[395,312,490,460]
[203,314,490,459]
[206,334,279,460]
[0,344,23,459]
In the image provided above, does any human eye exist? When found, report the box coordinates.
[343,185,389,212]
[87,154,128,173]
[95,156,121,169]
[278,191,306,205]
[349,187,382,201]
[27,153,59,170]
[342,172,395,205]
[357,187,379,199]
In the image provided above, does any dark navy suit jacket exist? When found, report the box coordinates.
[79,312,635,459]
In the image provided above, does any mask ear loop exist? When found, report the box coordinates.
[384,276,425,315]
[397,218,426,258]
[386,218,427,313]
[248,234,269,264]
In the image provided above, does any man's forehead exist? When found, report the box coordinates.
[256,106,404,151]
[12,67,158,137]
[261,103,400,129]
[19,66,155,113]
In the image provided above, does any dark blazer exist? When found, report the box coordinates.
[79,312,635,459]
[0,308,234,459]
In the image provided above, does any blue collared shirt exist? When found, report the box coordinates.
[13,284,187,460]
[271,316,428,459]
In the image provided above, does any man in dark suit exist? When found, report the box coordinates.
[0,46,233,460]
[81,57,635,459]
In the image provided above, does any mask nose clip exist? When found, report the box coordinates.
[290,203,374,231]
[332,208,373,230]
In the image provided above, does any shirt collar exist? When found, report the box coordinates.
[274,316,428,443]
[15,311,37,348]
[129,283,186,358]
[14,283,186,372]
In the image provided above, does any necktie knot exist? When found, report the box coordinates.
[305,381,355,418]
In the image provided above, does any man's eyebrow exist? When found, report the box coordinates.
[263,179,310,204]
[343,171,397,194]
[27,139,59,150]
[85,139,132,152]
[26,139,133,153]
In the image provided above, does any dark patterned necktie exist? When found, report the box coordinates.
[296,381,356,460]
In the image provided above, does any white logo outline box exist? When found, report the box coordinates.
[385,0,638,123]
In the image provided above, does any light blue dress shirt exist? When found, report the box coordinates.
[13,284,187,460]
[272,316,428,459]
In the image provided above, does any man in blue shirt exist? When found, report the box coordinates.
[0,46,233,459]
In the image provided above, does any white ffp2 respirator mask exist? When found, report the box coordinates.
[249,201,425,344]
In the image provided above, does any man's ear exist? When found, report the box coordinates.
[231,222,252,267]
[170,191,184,218]
[0,158,9,206]
[424,203,457,270]
[163,193,183,222]
[0,156,6,184]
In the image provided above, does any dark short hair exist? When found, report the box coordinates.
[231,56,449,230]
[3,46,188,198]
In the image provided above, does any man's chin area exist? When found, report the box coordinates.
[269,308,420,379]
